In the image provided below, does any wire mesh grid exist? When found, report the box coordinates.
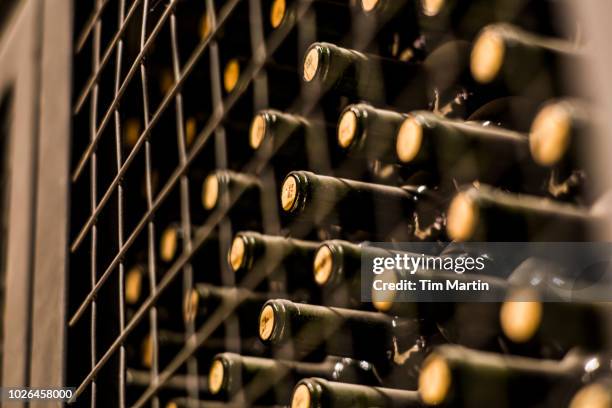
[68,0,375,406]
[67,0,604,407]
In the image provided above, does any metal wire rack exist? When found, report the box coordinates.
[67,0,605,407]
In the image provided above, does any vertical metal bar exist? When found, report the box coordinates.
[89,0,102,405]
[138,1,161,407]
[113,0,128,406]
[168,11,199,404]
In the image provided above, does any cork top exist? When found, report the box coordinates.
[250,114,267,149]
[422,0,445,16]
[199,12,211,40]
[361,0,380,13]
[419,354,451,406]
[570,384,612,408]
[184,288,199,323]
[372,268,397,312]
[500,298,542,343]
[224,59,240,93]
[281,175,299,212]
[396,116,423,163]
[229,236,246,271]
[124,118,141,149]
[202,173,219,210]
[447,192,479,242]
[471,27,505,84]
[291,384,312,408]
[209,359,225,394]
[337,109,358,149]
[303,46,321,82]
[529,102,572,166]
[259,304,276,341]
[166,403,178,408]
[125,265,143,305]
[160,226,178,262]
[313,245,334,286]
[185,117,197,147]
[141,334,152,369]
[270,0,287,29]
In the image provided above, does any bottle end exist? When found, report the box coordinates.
[184,288,199,324]
[447,192,478,242]
[250,114,267,149]
[224,59,241,93]
[141,333,152,369]
[338,109,358,149]
[500,294,542,343]
[124,118,141,149]
[570,383,612,408]
[160,226,178,262]
[166,403,178,408]
[259,304,276,341]
[125,265,143,305]
[199,12,211,40]
[185,117,197,147]
[361,0,380,13]
[202,173,219,210]
[291,384,312,408]
[313,245,334,286]
[421,0,445,16]
[419,354,452,406]
[281,175,299,212]
[529,102,572,167]
[372,268,398,312]
[229,236,246,271]
[270,0,286,29]
[303,46,321,82]
[396,116,423,163]
[471,27,505,84]
[208,359,225,394]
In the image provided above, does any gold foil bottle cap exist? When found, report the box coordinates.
[337,109,358,149]
[224,59,240,93]
[361,0,380,13]
[125,265,144,305]
[208,359,225,394]
[570,384,612,408]
[500,297,543,343]
[396,116,423,163]
[471,27,506,84]
[160,226,179,262]
[202,173,219,210]
[529,102,572,166]
[447,192,479,242]
[229,236,246,271]
[270,0,286,29]
[419,354,452,406]
[250,114,267,149]
[292,383,312,408]
[422,0,445,16]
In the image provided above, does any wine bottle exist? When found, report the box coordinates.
[419,345,593,407]
[126,369,208,392]
[208,353,380,403]
[202,170,262,230]
[167,398,284,408]
[500,294,612,356]
[470,23,584,99]
[336,104,406,163]
[291,377,421,408]
[258,299,423,372]
[229,231,319,295]
[395,111,547,192]
[446,184,600,241]
[302,42,428,108]
[249,110,336,176]
[280,171,437,240]
[184,284,270,330]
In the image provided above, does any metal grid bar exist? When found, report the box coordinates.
[88,1,102,405]
[138,1,161,407]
